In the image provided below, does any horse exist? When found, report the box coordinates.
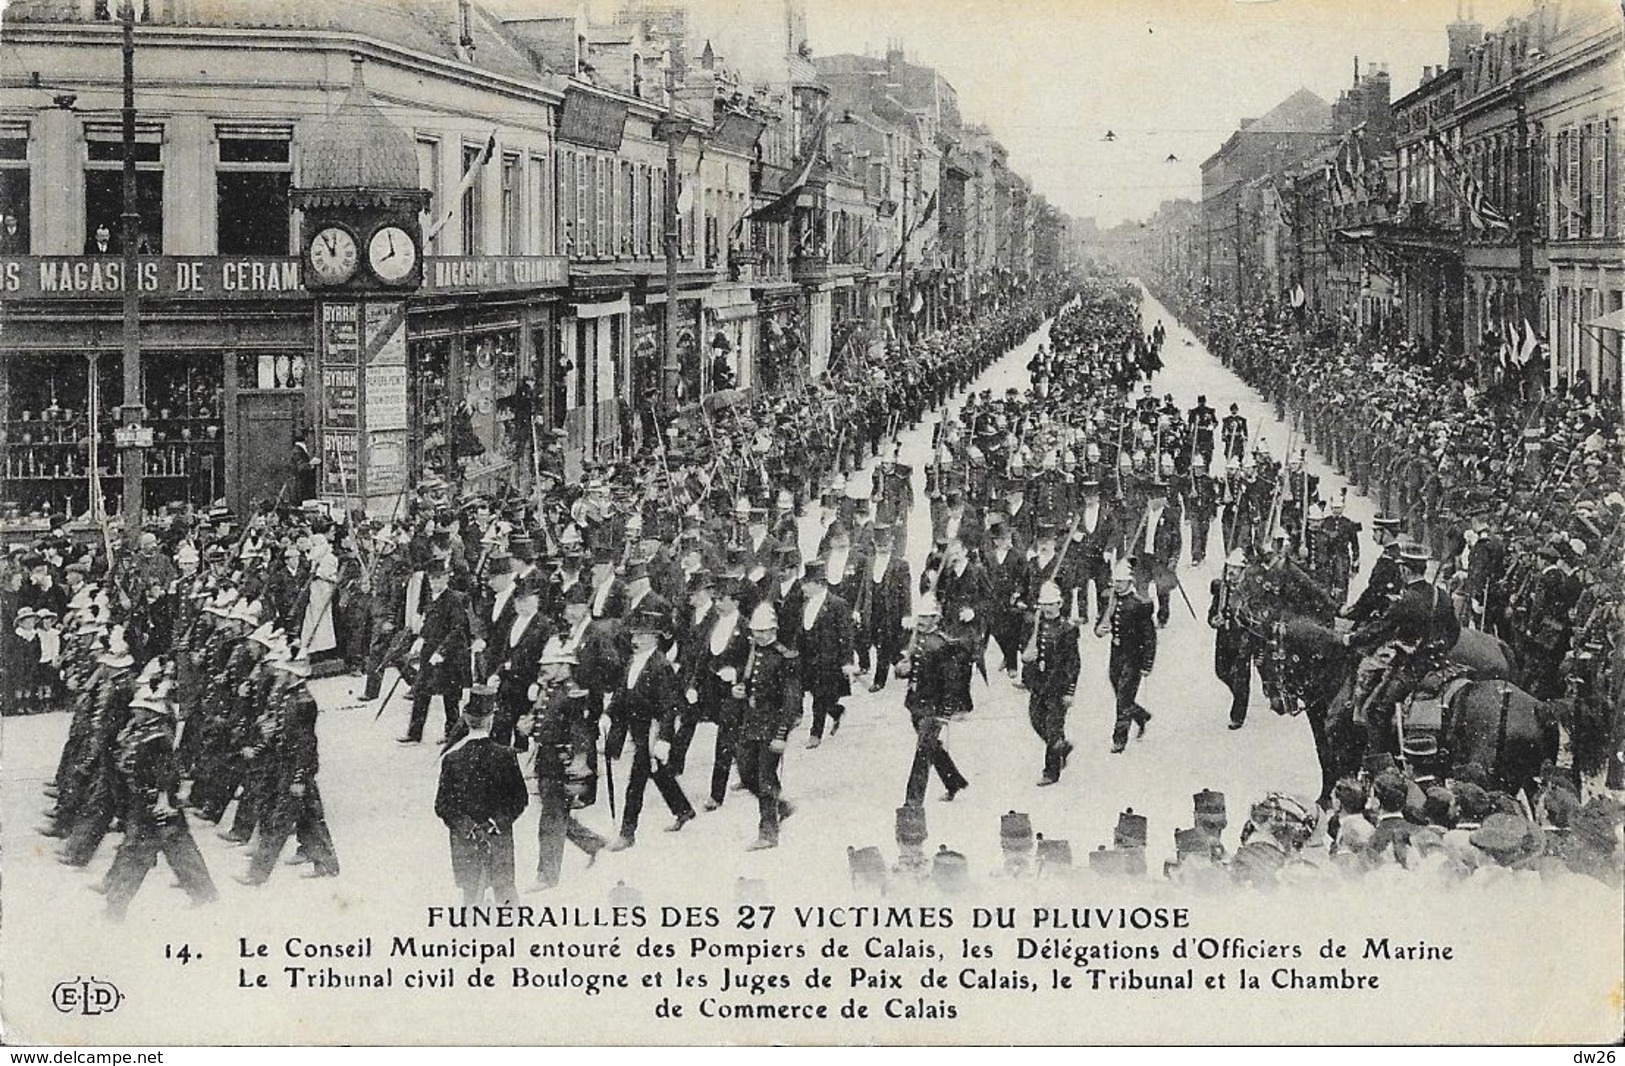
[1264,614,1556,805]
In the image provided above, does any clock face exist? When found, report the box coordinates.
[368,225,418,284]
[308,226,358,285]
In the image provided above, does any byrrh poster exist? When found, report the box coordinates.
[1,0,1621,1052]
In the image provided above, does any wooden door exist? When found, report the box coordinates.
[235,392,301,515]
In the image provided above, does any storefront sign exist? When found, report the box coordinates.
[365,364,408,432]
[323,366,359,429]
[321,303,359,364]
[366,430,409,498]
[364,302,408,364]
[422,256,568,293]
[0,256,303,299]
[320,429,359,497]
[557,87,629,151]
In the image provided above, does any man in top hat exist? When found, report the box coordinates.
[1131,467,1184,628]
[605,602,696,850]
[471,551,518,676]
[400,558,473,745]
[851,523,912,694]
[741,506,781,572]
[1209,549,1257,730]
[1022,580,1080,786]
[519,638,607,890]
[587,546,628,621]
[874,445,915,558]
[1067,475,1121,625]
[434,697,529,905]
[489,575,551,749]
[732,601,802,850]
[791,559,855,749]
[102,669,219,920]
[896,593,971,805]
[1100,559,1156,754]
[983,518,1028,680]
[681,571,751,811]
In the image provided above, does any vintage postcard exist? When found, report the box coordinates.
[1,0,1621,1048]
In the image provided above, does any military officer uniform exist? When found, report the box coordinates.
[734,604,803,849]
[1022,595,1081,785]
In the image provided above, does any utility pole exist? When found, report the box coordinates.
[1514,77,1537,346]
[658,53,687,408]
[1234,196,1245,321]
[899,150,911,349]
[118,0,146,543]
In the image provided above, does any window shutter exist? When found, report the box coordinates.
[1566,128,1581,239]
[1591,122,1607,238]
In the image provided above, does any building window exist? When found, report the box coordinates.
[0,123,30,253]
[216,125,291,255]
[574,153,589,257]
[461,142,486,254]
[416,137,442,249]
[622,161,635,257]
[501,153,522,254]
[529,155,548,256]
[83,122,163,253]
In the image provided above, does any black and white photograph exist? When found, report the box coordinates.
[0,0,1621,1049]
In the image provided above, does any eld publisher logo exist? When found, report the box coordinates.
[51,976,124,1015]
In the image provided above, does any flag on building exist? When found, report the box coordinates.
[747,109,831,224]
[425,128,498,242]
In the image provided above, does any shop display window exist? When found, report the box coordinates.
[0,351,224,525]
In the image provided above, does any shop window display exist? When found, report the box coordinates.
[0,352,225,525]
[412,336,452,481]
[459,330,520,483]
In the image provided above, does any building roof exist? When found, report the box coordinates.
[1245,87,1333,133]
[4,0,544,80]
[302,58,420,192]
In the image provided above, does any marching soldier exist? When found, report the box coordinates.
[896,594,971,805]
[1209,549,1256,730]
[731,601,803,850]
[1099,560,1156,753]
[101,667,219,920]
[1221,403,1249,460]
[520,638,607,890]
[1186,459,1219,567]
[434,698,529,905]
[1022,581,1080,785]
[1188,394,1218,468]
[1318,490,1362,606]
[237,650,341,884]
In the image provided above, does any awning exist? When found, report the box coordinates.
[1585,308,1625,331]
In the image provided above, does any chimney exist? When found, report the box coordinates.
[1447,8,1484,72]
[457,0,476,64]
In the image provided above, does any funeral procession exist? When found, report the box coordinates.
[3,0,1624,943]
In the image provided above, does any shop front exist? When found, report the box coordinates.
[561,290,632,478]
[406,255,566,495]
[0,254,308,532]
[702,283,755,393]
[753,284,807,394]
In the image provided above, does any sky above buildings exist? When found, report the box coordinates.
[764,0,1534,227]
